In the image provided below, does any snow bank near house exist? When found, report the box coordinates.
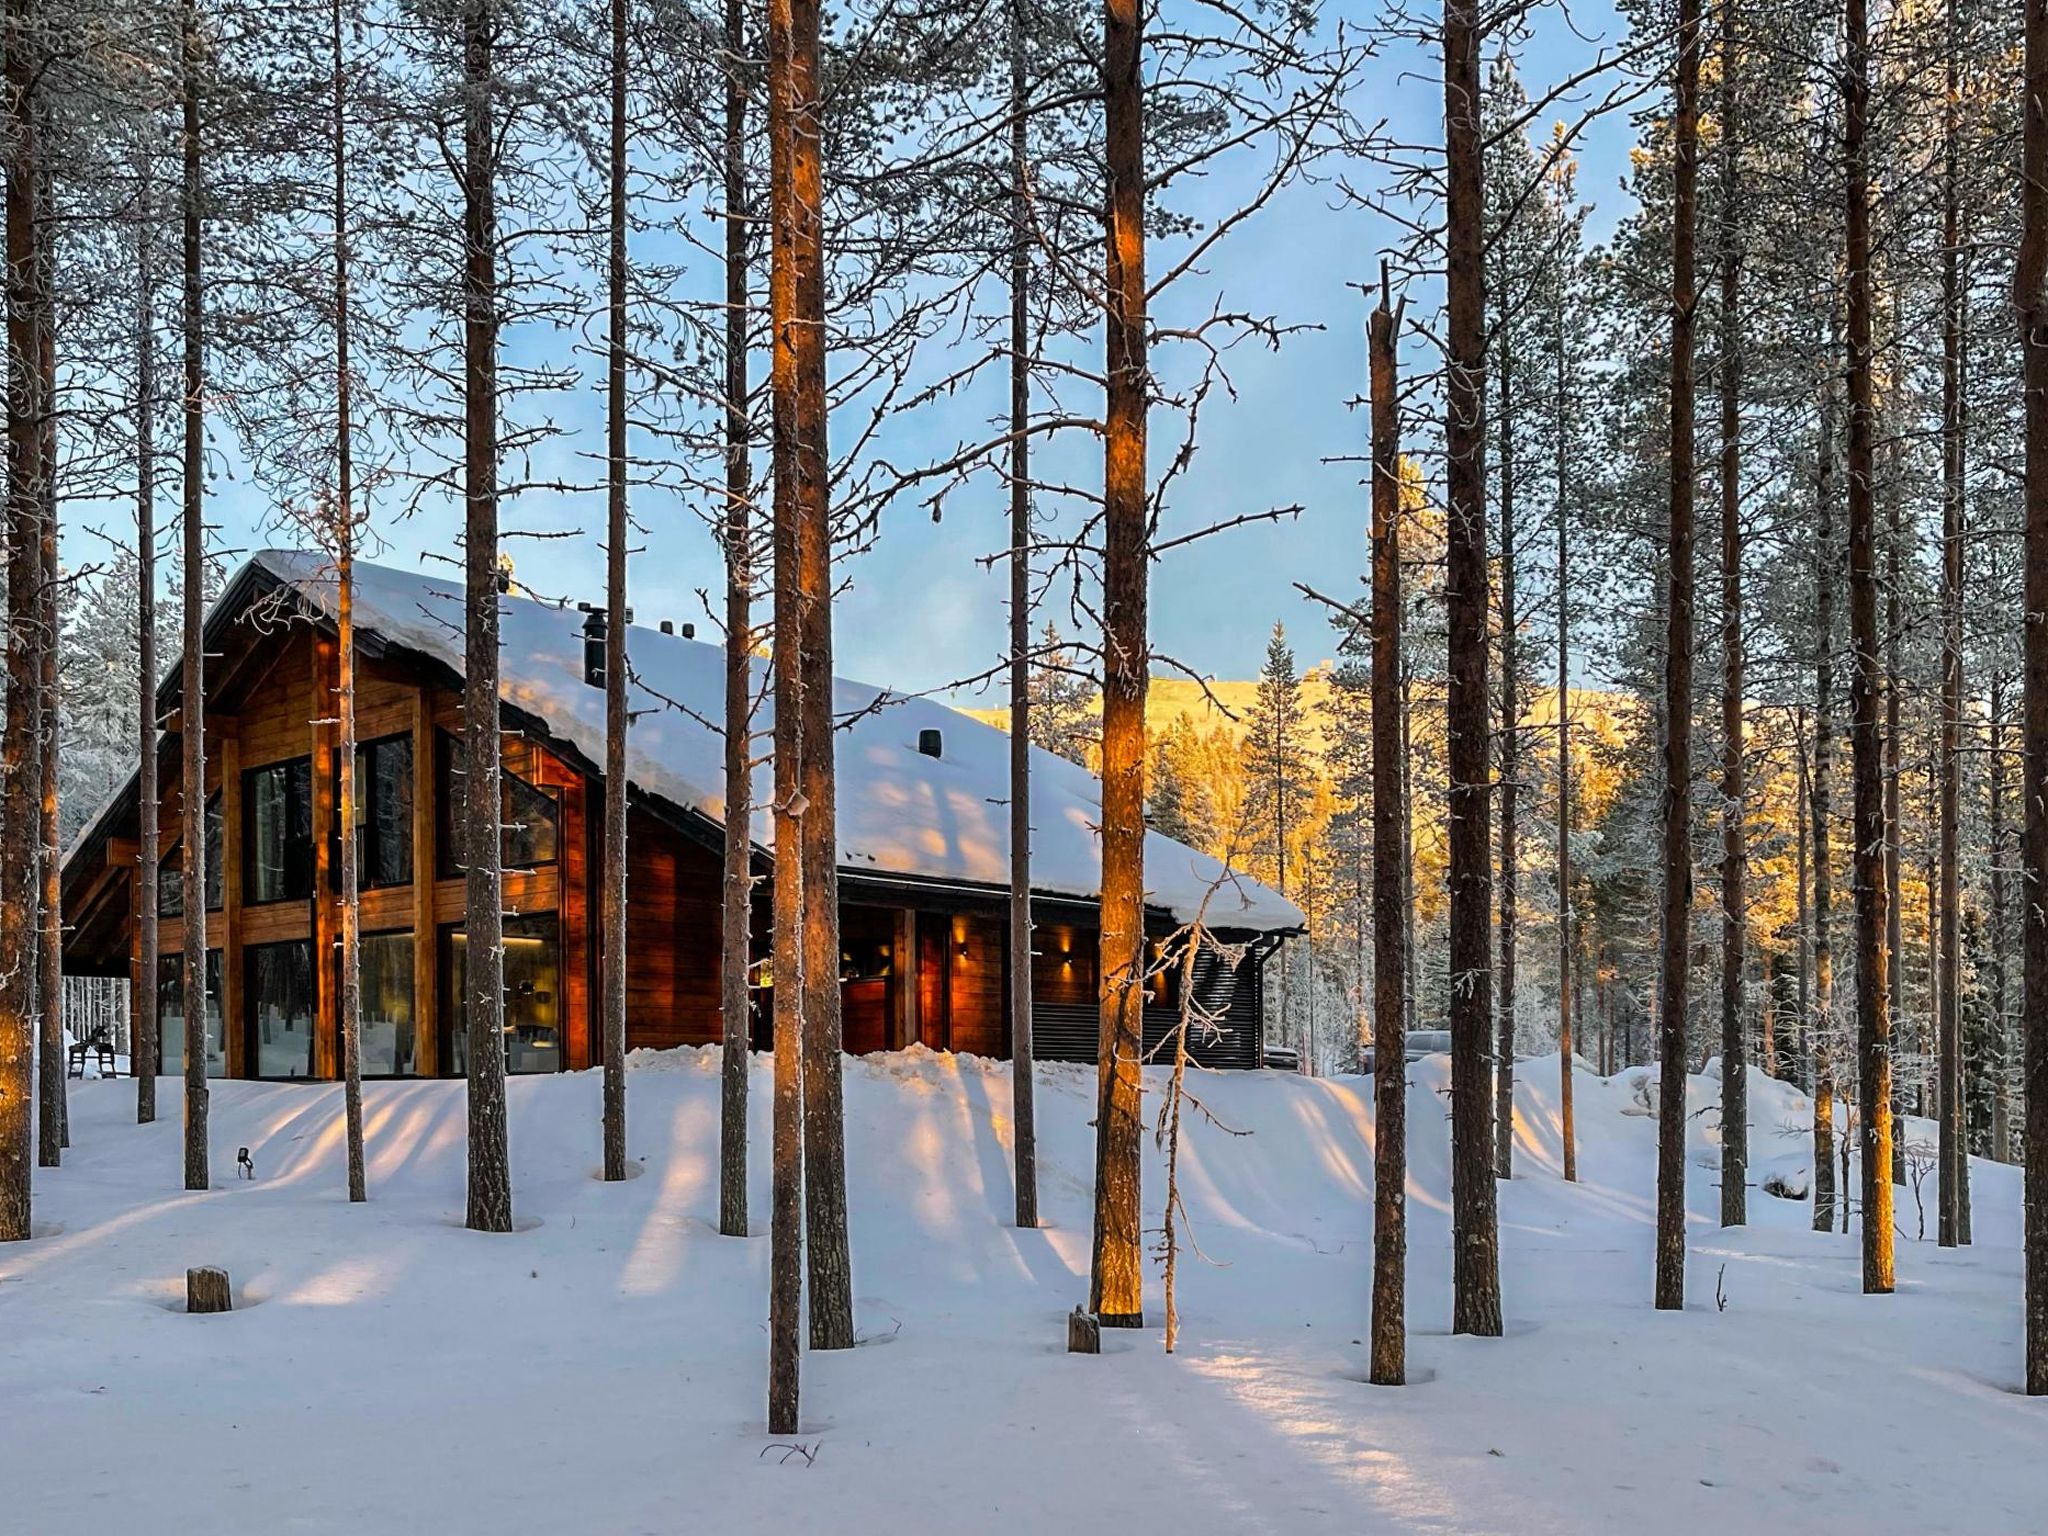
[4,1054,2034,1535]
[253,550,1301,932]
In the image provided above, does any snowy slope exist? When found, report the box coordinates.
[252,551,1300,931]
[2,1056,2034,1536]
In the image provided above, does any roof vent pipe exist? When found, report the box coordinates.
[917,728,943,759]
[577,604,606,689]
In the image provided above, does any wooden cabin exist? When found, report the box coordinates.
[60,552,1301,1083]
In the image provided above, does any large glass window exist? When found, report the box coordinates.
[353,931,417,1077]
[245,757,315,904]
[157,950,225,1078]
[442,913,560,1076]
[333,735,414,892]
[436,731,560,877]
[247,940,317,1079]
[157,792,224,919]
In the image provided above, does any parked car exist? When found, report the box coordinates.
[1360,1028,1454,1077]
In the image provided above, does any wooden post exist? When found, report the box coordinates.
[219,733,243,1078]
[1066,1306,1100,1354]
[186,1265,232,1313]
[411,687,438,1076]
[311,634,339,1080]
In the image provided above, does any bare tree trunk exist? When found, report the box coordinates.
[1556,281,1575,1184]
[460,0,512,1235]
[1717,0,1745,1228]
[1495,335,1518,1180]
[1938,3,1967,1245]
[333,0,365,1206]
[179,0,209,1194]
[599,0,630,1185]
[1795,705,1810,1091]
[1655,0,1702,1312]
[1006,0,1038,1231]
[716,0,752,1240]
[1087,0,1148,1331]
[135,130,160,1128]
[1845,0,1895,1295]
[2019,0,2048,1396]
[1813,392,1839,1235]
[784,0,852,1354]
[1990,679,2010,1163]
[0,0,43,1238]
[765,0,808,1426]
[1443,0,1500,1337]
[1885,310,1905,1179]
[1401,662,1417,1034]
[37,206,61,1165]
[1368,276,1406,1387]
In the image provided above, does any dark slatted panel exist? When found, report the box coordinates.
[1032,1002,1100,1064]
[1035,948,1265,1072]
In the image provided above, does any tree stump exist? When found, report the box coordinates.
[1067,1306,1100,1354]
[186,1266,232,1314]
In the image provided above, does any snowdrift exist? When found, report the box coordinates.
[3,1053,2034,1535]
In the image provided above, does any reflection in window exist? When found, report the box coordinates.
[355,931,416,1077]
[247,940,317,1079]
[245,758,315,904]
[157,950,225,1078]
[157,793,224,919]
[443,913,561,1076]
[337,735,414,892]
[437,732,560,876]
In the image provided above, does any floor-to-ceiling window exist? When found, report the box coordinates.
[246,940,317,1079]
[354,930,417,1077]
[335,735,413,892]
[435,731,559,877]
[157,950,225,1078]
[157,791,223,919]
[245,757,315,905]
[441,912,561,1076]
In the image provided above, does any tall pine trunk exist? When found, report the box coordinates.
[1443,0,1501,1336]
[1989,679,2010,1162]
[1813,389,1839,1234]
[2017,0,2048,1398]
[1938,0,1967,1245]
[134,129,160,1129]
[1655,0,1702,1312]
[1495,335,1518,1179]
[37,203,61,1165]
[717,0,752,1239]
[0,0,43,1238]
[460,0,513,1235]
[333,0,366,1206]
[1089,0,1147,1330]
[600,0,630,1185]
[1006,0,1038,1230]
[766,0,808,1426]
[1717,0,1746,1228]
[786,0,852,1353]
[1845,0,1895,1294]
[1368,278,1407,1386]
[1556,276,1575,1184]
[179,0,209,1193]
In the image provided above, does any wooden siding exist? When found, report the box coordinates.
[622,807,725,1050]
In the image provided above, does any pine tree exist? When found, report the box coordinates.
[1027,621,1096,767]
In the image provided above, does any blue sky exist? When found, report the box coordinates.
[69,1,1640,704]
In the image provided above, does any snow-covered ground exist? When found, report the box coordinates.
[2,1049,2035,1535]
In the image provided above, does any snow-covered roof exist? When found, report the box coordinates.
[252,550,1303,933]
